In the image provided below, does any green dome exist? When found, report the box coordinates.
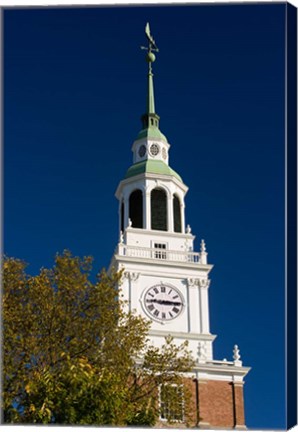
[125,159,182,182]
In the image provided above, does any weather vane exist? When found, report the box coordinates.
[141,22,159,68]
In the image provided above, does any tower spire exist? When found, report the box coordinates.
[147,56,155,114]
[140,23,160,130]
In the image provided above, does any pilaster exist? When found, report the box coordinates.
[232,382,246,429]
[198,278,210,334]
[187,278,200,333]
[123,271,140,312]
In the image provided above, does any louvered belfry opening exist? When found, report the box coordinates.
[129,189,143,228]
[173,194,182,233]
[151,188,167,231]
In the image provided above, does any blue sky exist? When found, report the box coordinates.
[4,4,286,429]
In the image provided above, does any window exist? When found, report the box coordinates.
[151,188,167,231]
[150,143,160,156]
[154,243,167,259]
[173,194,182,233]
[129,190,143,228]
[160,384,184,422]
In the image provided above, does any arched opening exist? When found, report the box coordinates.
[129,189,143,228]
[173,194,182,233]
[151,188,167,231]
[120,201,124,232]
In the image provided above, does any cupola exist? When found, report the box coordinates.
[115,23,188,235]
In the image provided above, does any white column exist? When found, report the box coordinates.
[187,279,201,333]
[167,194,173,232]
[145,191,151,229]
[124,195,129,230]
[118,201,122,233]
[142,190,146,229]
[199,279,210,334]
[181,201,185,234]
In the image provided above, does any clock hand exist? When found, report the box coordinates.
[146,299,182,306]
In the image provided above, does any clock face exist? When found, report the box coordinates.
[143,285,184,321]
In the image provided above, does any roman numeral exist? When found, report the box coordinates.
[162,312,166,319]
[161,286,166,293]
[173,295,179,299]
[154,287,159,294]
[154,309,159,317]
[172,307,179,314]
[148,304,154,311]
[148,292,154,297]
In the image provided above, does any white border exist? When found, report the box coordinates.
[1,1,296,432]
[0,0,297,6]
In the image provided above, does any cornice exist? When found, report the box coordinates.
[115,171,188,198]
[193,362,251,378]
[126,226,196,240]
[148,329,217,342]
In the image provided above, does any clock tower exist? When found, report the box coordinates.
[109,23,250,429]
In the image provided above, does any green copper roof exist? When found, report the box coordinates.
[137,126,167,141]
[125,159,182,182]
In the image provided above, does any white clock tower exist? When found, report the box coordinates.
[109,24,250,429]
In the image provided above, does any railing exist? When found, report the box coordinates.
[207,360,235,366]
[117,244,201,264]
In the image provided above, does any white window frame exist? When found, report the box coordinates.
[158,383,184,422]
[153,242,167,260]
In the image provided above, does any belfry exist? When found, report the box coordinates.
[109,23,250,429]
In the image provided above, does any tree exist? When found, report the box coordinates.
[2,251,194,425]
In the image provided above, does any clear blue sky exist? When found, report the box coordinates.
[4,4,286,429]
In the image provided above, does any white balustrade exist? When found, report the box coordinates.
[118,244,201,264]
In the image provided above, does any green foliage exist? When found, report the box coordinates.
[2,251,194,425]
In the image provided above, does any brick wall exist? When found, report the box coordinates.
[156,378,246,429]
[198,379,234,427]
[197,379,246,429]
